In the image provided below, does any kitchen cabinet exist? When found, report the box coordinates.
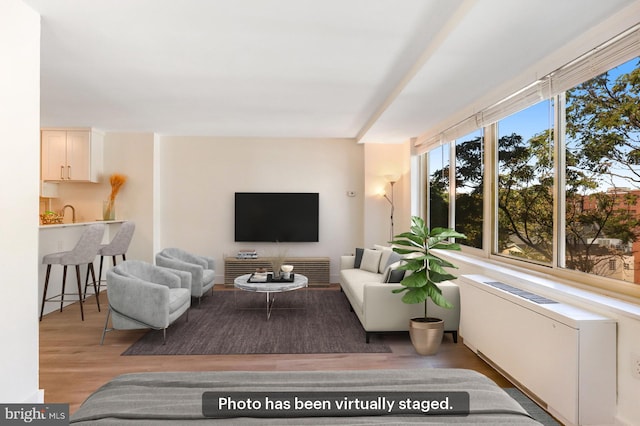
[41,129,104,182]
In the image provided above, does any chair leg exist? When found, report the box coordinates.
[89,263,100,312]
[60,265,68,312]
[162,328,167,345]
[100,308,111,345]
[75,265,85,321]
[40,265,52,321]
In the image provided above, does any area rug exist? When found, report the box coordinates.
[504,388,560,426]
[122,289,391,355]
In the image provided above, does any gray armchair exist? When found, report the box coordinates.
[155,247,215,305]
[101,260,191,344]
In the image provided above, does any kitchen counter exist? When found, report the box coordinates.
[39,220,124,229]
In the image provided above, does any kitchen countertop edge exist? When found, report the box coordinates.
[39,220,125,229]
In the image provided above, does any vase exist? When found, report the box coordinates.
[103,200,115,221]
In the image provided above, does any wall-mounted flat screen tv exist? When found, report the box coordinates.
[234,192,319,242]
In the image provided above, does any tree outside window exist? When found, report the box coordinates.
[564,57,640,283]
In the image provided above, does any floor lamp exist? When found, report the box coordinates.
[383,174,400,241]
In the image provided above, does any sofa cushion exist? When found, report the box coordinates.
[384,251,401,269]
[372,246,390,273]
[360,249,382,273]
[202,269,215,284]
[340,268,384,308]
[168,288,190,313]
[354,248,364,268]
[341,268,384,284]
[383,261,405,283]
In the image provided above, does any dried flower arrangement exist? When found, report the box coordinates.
[104,173,127,220]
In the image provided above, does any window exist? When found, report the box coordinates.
[455,130,484,248]
[428,143,450,230]
[497,100,554,264]
[414,27,640,296]
[563,57,640,284]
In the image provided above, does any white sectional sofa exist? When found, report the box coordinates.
[339,246,460,343]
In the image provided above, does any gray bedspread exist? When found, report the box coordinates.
[70,368,542,425]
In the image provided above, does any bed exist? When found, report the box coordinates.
[70,368,543,425]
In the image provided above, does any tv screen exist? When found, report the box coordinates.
[234,192,319,242]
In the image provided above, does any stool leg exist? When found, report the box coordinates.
[75,265,84,321]
[122,253,126,261]
[97,255,105,293]
[89,263,100,312]
[83,262,91,301]
[40,265,52,321]
[60,265,68,312]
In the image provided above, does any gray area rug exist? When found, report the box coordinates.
[504,388,561,425]
[122,289,391,355]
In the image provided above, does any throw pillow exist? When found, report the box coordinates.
[384,251,402,270]
[377,247,394,274]
[360,249,382,273]
[383,261,406,283]
[354,248,364,268]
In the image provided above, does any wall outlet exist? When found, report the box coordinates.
[632,353,640,380]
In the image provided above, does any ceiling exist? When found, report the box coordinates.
[23,0,638,142]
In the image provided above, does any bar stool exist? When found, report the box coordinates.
[40,223,105,321]
[85,221,135,297]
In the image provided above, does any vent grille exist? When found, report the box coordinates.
[484,281,558,304]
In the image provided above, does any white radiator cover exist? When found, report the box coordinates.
[459,274,616,426]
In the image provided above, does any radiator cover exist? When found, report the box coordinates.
[459,274,616,426]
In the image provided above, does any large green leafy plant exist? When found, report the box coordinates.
[391,216,466,320]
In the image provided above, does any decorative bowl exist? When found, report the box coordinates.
[40,212,63,225]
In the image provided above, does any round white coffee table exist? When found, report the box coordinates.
[234,273,308,319]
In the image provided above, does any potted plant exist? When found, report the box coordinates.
[391,216,466,355]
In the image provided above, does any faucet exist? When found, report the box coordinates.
[61,204,76,223]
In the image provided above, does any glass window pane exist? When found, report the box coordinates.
[428,143,450,230]
[455,130,484,248]
[497,100,554,264]
[564,57,640,284]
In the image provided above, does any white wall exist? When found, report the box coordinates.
[363,141,412,247]
[158,136,364,282]
[102,133,155,262]
[0,0,41,403]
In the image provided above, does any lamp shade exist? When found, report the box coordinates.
[384,174,401,183]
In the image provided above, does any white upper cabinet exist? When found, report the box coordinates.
[41,129,103,182]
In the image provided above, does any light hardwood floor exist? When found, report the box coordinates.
[39,285,512,414]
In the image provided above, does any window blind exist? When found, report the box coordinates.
[550,25,640,95]
[413,24,640,157]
